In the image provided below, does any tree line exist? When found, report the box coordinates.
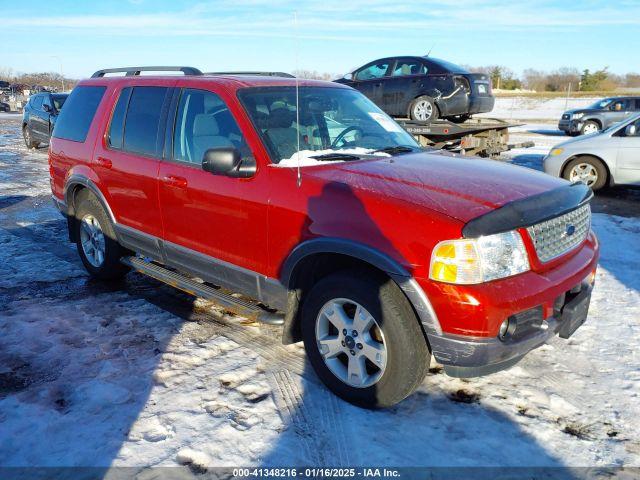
[0,68,76,91]
[293,67,640,93]
[467,66,640,92]
[3,66,639,94]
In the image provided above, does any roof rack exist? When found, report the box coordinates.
[91,66,203,78]
[206,71,295,78]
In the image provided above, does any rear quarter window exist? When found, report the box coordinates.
[52,86,106,143]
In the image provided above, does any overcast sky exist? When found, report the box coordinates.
[2,0,638,78]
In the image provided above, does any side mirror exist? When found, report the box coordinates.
[43,104,51,112]
[624,124,637,137]
[202,147,255,178]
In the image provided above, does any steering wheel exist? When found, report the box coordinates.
[331,126,364,149]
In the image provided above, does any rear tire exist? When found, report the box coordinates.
[409,96,439,122]
[74,190,129,280]
[563,156,607,191]
[23,125,39,149]
[301,269,430,409]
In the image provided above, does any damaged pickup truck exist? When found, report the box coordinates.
[335,56,495,122]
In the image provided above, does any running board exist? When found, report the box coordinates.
[121,256,284,325]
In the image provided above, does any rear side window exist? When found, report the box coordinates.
[52,86,106,143]
[31,95,43,110]
[108,88,132,149]
[123,86,168,157]
[392,60,427,76]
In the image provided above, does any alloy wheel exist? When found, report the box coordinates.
[315,298,387,388]
[79,214,106,267]
[569,163,598,187]
[413,101,433,121]
[582,123,600,135]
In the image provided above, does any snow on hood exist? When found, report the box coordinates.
[276,148,389,167]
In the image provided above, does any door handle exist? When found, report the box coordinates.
[96,156,112,169]
[162,175,188,188]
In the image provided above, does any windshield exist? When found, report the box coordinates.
[587,99,613,110]
[238,87,420,165]
[52,94,67,110]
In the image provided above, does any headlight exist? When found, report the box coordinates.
[573,113,584,120]
[429,231,530,284]
[549,148,564,156]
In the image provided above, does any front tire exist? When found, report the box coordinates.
[301,270,430,409]
[23,125,39,149]
[74,190,129,280]
[409,96,439,122]
[563,156,607,191]
[580,120,601,135]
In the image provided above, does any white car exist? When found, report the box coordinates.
[544,112,640,190]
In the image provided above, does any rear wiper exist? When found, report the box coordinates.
[370,145,416,155]
[310,153,362,161]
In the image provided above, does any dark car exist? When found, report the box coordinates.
[559,96,640,136]
[335,56,495,122]
[22,92,68,148]
[0,101,10,112]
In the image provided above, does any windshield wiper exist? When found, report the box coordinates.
[370,145,416,155]
[310,153,362,161]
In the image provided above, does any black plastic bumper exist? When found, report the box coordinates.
[429,282,593,378]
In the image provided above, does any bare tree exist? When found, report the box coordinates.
[292,69,340,81]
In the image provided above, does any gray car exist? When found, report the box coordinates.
[544,112,640,190]
[558,96,640,136]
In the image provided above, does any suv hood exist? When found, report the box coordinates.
[565,108,599,115]
[307,151,567,225]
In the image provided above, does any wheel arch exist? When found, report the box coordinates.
[64,175,118,242]
[279,237,441,345]
[560,153,612,186]
[407,92,442,118]
[583,117,603,129]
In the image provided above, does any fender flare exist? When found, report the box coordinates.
[280,237,442,341]
[582,117,603,129]
[63,175,118,242]
[64,174,117,225]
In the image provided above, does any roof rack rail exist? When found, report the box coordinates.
[91,66,203,78]
[206,71,295,78]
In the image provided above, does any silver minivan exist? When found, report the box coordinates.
[544,113,640,190]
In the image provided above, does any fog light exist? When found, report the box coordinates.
[498,319,510,341]
[588,268,597,286]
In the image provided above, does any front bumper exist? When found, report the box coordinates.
[558,118,582,133]
[429,276,594,378]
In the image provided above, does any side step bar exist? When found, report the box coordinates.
[121,256,284,325]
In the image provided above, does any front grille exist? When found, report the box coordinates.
[527,204,591,263]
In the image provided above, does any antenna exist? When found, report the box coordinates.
[425,43,436,57]
[294,11,302,187]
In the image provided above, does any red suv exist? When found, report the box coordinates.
[49,66,599,408]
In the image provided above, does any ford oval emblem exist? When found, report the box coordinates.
[566,224,576,236]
